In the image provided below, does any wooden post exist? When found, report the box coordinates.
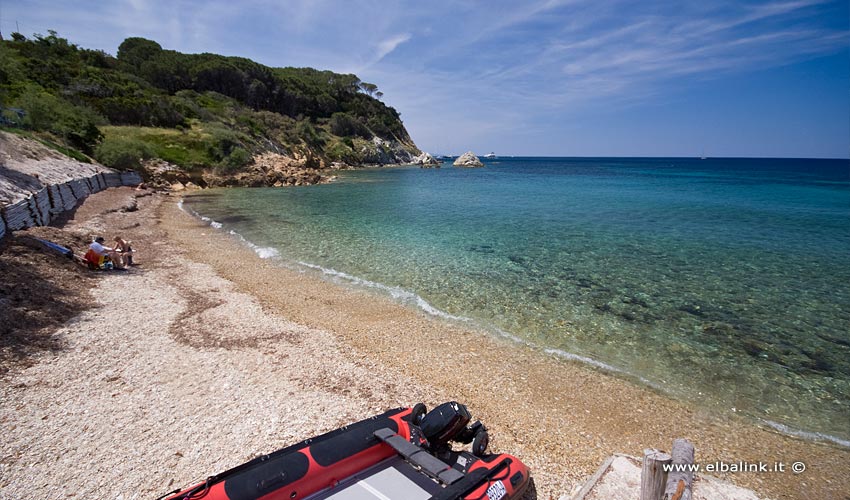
[663,439,695,500]
[641,449,672,500]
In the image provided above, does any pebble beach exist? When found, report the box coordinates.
[1,188,849,499]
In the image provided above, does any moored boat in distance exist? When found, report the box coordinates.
[484,152,496,158]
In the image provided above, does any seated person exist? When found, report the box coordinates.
[113,236,135,265]
[85,236,124,269]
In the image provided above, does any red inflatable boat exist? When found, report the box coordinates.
[160,402,533,500]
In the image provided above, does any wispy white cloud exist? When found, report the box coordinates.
[4,0,847,156]
[375,33,411,62]
[432,0,848,109]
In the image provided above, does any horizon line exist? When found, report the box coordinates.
[431,154,850,160]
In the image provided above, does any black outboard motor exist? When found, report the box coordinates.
[419,401,489,457]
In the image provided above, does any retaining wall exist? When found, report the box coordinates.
[0,171,142,240]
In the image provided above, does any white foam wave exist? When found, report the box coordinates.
[761,420,850,448]
[543,347,658,386]
[220,230,280,259]
[296,261,469,322]
[177,198,224,229]
[295,260,660,392]
[488,326,530,345]
[253,246,280,259]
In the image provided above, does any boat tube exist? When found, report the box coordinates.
[35,238,74,258]
[160,401,533,500]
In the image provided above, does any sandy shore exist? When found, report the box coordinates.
[2,188,849,499]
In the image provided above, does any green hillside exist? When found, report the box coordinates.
[0,31,420,173]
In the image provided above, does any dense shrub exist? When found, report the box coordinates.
[1,32,416,169]
[95,136,154,169]
[222,147,252,170]
[329,112,370,138]
[295,120,325,148]
[13,84,104,153]
[116,37,163,69]
[204,124,243,161]
[325,138,358,164]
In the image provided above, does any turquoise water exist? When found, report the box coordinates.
[184,157,850,443]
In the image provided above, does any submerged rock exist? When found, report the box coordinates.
[453,151,483,167]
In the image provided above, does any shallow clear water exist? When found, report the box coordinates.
[185,157,850,442]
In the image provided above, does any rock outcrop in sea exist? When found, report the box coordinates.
[453,151,484,168]
[413,152,441,168]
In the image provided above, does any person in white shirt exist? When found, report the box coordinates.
[89,236,125,269]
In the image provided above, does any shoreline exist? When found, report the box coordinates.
[163,195,850,498]
[1,188,848,498]
[179,195,850,451]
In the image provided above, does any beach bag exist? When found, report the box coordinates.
[84,249,105,270]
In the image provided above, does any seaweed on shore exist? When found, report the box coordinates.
[0,228,95,374]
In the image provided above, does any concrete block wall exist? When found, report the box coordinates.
[0,171,143,240]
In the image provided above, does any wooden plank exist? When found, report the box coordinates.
[571,455,616,500]
[663,439,694,500]
[641,449,671,500]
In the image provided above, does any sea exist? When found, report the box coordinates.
[183,157,850,445]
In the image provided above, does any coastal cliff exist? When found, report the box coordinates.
[0,33,424,189]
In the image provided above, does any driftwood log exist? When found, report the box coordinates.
[640,449,672,500]
[663,439,695,500]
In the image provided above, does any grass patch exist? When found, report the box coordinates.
[100,123,214,170]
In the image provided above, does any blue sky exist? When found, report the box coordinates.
[3,0,848,158]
